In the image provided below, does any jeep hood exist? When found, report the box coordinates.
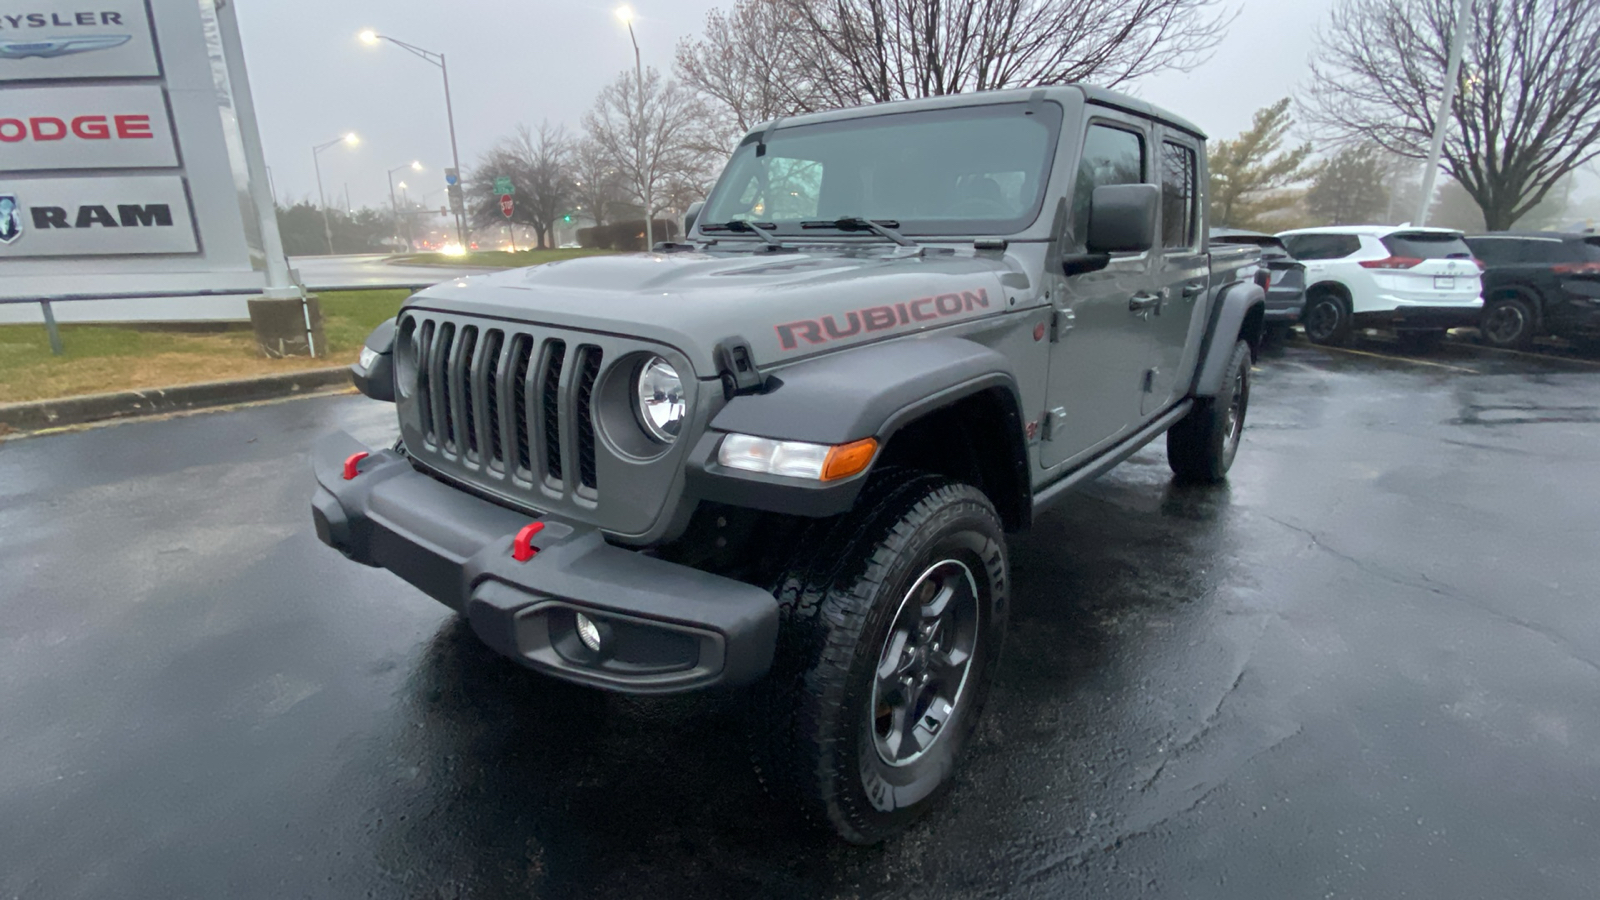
[404,247,1035,377]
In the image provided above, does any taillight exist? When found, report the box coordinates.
[1553,262,1600,275]
[1359,256,1425,269]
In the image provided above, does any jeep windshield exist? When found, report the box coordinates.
[699,100,1064,239]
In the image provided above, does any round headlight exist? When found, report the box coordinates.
[635,356,685,443]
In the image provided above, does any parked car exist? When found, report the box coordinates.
[315,85,1267,844]
[1277,225,1483,348]
[1211,228,1306,337]
[1463,232,1600,350]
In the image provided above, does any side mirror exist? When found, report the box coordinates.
[351,318,396,403]
[684,201,705,236]
[1086,184,1158,255]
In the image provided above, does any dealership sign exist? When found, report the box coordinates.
[0,175,197,256]
[0,1,159,81]
[0,84,176,169]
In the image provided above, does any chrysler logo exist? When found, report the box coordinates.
[0,195,21,245]
[0,34,130,59]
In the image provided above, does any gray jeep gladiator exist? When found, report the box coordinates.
[313,85,1264,844]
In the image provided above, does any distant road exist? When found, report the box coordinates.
[290,254,496,291]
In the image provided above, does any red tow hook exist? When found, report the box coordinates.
[512,522,546,562]
[342,451,370,481]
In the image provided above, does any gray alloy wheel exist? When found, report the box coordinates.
[869,559,982,767]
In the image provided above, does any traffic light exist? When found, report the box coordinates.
[563,214,572,222]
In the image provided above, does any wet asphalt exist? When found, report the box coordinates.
[2,336,1598,899]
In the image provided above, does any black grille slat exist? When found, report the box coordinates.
[428,322,454,448]
[575,347,602,492]
[510,336,534,475]
[415,319,435,441]
[458,326,480,460]
[443,324,472,454]
[540,341,567,484]
[480,330,506,470]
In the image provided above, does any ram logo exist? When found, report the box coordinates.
[0,194,20,245]
[0,35,130,59]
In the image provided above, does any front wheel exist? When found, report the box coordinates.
[752,473,1008,844]
[1167,339,1250,484]
[1480,294,1536,349]
[1303,291,1352,345]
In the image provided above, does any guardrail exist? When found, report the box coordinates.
[1,282,444,356]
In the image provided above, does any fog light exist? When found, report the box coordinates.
[575,612,603,652]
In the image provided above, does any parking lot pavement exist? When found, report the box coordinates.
[2,339,1598,899]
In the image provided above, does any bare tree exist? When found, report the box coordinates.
[583,67,715,232]
[778,0,1231,108]
[1302,0,1600,231]
[675,0,830,152]
[570,138,625,227]
[467,122,573,249]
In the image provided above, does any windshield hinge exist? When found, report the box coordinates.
[713,337,764,398]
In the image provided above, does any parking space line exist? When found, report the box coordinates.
[1315,345,1482,374]
[1462,344,1600,368]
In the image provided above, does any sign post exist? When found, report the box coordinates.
[495,176,515,252]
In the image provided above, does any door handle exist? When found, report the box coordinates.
[1181,282,1205,300]
[1129,293,1161,313]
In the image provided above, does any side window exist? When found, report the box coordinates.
[1467,239,1511,264]
[1071,124,1145,251]
[1160,141,1197,250]
[1283,233,1361,260]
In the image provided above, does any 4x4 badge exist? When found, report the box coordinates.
[0,194,21,245]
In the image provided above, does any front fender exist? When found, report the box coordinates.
[1191,281,1265,398]
[686,336,1026,516]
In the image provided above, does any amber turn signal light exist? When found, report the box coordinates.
[822,438,878,481]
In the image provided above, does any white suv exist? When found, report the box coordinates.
[1277,226,1483,346]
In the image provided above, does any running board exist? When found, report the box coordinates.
[1031,400,1194,517]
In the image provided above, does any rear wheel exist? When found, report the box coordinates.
[751,473,1008,844]
[1303,290,1352,345]
[1167,339,1250,484]
[1480,294,1536,349]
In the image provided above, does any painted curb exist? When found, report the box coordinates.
[0,367,354,433]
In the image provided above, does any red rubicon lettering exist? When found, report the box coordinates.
[773,285,996,351]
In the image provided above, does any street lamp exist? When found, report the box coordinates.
[387,160,422,252]
[360,30,467,249]
[312,132,358,255]
[615,6,651,248]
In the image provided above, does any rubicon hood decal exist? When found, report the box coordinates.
[776,289,994,350]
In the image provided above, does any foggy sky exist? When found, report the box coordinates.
[236,0,1588,217]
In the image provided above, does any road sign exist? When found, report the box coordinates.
[494,176,513,195]
[444,168,459,187]
[499,195,514,218]
[447,184,464,214]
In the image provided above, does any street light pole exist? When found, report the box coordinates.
[311,136,351,255]
[361,32,468,250]
[387,161,421,252]
[1415,0,1473,226]
[618,8,651,249]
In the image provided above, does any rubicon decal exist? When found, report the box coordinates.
[775,289,993,350]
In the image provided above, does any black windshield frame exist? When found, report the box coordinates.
[697,101,1065,239]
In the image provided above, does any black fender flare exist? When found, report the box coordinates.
[1191,280,1266,398]
[686,336,1029,518]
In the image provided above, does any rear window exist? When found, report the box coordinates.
[1382,232,1473,260]
[1282,233,1361,260]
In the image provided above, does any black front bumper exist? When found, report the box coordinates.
[310,432,778,694]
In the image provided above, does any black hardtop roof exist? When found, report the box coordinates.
[743,85,1207,144]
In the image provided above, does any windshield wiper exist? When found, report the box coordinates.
[800,216,918,248]
[701,220,781,246]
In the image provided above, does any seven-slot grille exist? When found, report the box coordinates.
[408,315,603,495]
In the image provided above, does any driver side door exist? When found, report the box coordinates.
[1038,115,1161,470]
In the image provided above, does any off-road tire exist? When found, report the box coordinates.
[1167,339,1250,484]
[1480,293,1536,350]
[1303,290,1352,346]
[750,472,1008,844]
